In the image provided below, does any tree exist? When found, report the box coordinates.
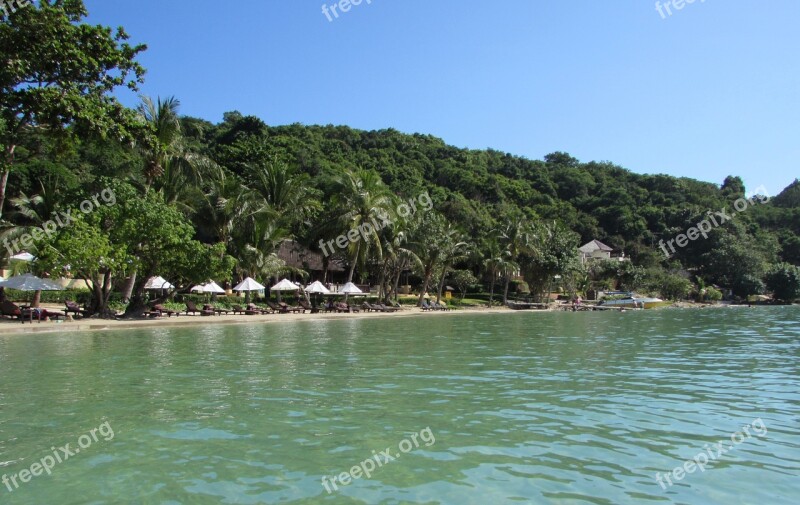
[330,169,396,282]
[449,269,478,300]
[765,264,800,301]
[0,0,147,217]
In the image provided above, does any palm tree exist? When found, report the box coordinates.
[330,169,396,283]
[482,237,513,307]
[434,224,470,302]
[499,221,534,303]
[138,96,213,207]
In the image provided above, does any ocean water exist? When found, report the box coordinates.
[0,306,798,504]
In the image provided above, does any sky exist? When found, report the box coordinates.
[84,0,799,196]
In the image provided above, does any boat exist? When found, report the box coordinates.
[599,296,663,309]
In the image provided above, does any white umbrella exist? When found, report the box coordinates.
[191,281,226,294]
[304,280,330,309]
[271,278,299,291]
[10,252,35,262]
[304,281,331,294]
[233,277,265,292]
[0,273,63,291]
[340,282,363,294]
[144,276,174,290]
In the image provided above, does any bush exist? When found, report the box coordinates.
[765,264,800,301]
[4,288,92,304]
[703,286,723,302]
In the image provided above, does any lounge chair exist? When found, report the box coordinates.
[1,300,36,323]
[278,301,305,313]
[64,300,92,318]
[420,300,432,311]
[433,301,451,311]
[185,300,214,316]
[379,303,400,312]
[247,303,273,314]
[299,300,319,314]
[362,302,380,312]
[152,304,180,317]
[204,304,231,315]
[230,304,258,315]
[266,301,289,314]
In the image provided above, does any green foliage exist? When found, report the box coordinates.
[765,263,800,301]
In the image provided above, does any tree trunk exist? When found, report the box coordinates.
[121,270,137,302]
[393,268,402,302]
[0,143,15,219]
[436,267,448,303]
[347,242,360,283]
[31,289,42,308]
[417,263,433,306]
[0,170,9,220]
[488,269,496,307]
[502,275,511,304]
[123,275,150,318]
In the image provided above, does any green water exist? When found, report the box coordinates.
[1,307,798,504]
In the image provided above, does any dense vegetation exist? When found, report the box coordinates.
[2,2,798,315]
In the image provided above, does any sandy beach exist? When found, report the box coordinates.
[0,305,518,337]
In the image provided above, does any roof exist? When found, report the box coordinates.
[277,240,345,272]
[579,239,614,253]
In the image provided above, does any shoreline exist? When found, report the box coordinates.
[0,306,518,338]
[0,302,792,338]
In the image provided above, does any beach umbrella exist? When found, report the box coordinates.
[0,273,63,291]
[10,252,35,262]
[304,280,330,307]
[340,282,363,294]
[144,276,174,290]
[190,281,226,302]
[304,281,331,294]
[233,277,265,303]
[270,278,299,303]
[191,281,226,294]
[233,277,266,292]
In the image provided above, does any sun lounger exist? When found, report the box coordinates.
[247,303,273,314]
[2,300,37,323]
[266,301,289,314]
[299,300,319,314]
[185,300,214,316]
[152,304,180,317]
[64,300,92,318]
[278,301,305,313]
[204,304,231,315]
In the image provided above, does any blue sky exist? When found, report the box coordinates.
[85,0,799,195]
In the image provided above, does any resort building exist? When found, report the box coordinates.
[578,240,629,264]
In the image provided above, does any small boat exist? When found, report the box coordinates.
[599,296,663,309]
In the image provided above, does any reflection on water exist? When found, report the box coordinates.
[0,307,798,504]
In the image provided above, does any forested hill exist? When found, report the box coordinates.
[183,114,799,269]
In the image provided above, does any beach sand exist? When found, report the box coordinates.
[0,305,518,337]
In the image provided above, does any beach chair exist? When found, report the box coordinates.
[299,300,319,314]
[1,300,36,323]
[420,300,432,311]
[185,300,214,316]
[279,301,305,313]
[247,303,273,314]
[64,300,92,318]
[266,301,289,314]
[152,304,180,317]
[204,304,231,315]
[379,303,400,312]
